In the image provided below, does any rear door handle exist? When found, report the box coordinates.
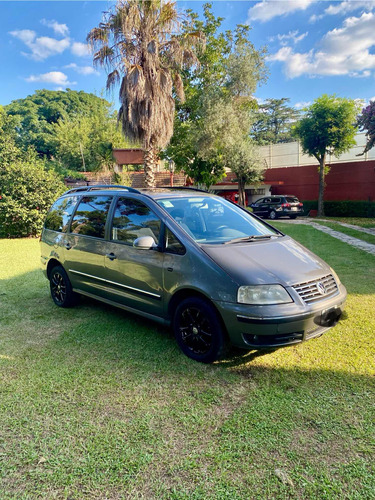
[106,253,117,261]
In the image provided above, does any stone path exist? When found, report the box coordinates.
[278,218,375,256]
[316,219,375,237]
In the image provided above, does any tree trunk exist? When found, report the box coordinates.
[318,155,326,217]
[238,177,246,207]
[144,146,156,188]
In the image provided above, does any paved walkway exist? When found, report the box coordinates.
[279,218,375,256]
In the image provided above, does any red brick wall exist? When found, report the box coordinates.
[264,160,375,201]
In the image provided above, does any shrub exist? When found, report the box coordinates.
[0,161,65,237]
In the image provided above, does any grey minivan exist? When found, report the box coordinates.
[41,185,346,363]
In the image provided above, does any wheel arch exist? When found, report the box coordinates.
[46,258,63,279]
[168,288,229,337]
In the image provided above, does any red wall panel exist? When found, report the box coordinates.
[264,160,375,201]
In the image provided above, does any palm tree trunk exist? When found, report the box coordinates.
[144,147,155,188]
[318,155,326,217]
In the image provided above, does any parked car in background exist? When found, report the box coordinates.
[250,195,304,219]
[41,186,345,363]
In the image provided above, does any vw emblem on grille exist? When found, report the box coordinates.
[316,282,327,295]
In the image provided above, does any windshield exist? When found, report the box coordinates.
[157,196,280,244]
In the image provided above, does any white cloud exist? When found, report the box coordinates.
[9,29,70,61]
[25,71,75,87]
[248,0,315,23]
[40,19,69,37]
[71,42,91,57]
[294,101,311,109]
[9,29,35,43]
[64,63,98,75]
[269,30,308,46]
[310,1,375,23]
[324,1,375,17]
[267,12,375,78]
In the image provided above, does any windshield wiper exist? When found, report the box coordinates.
[223,234,275,244]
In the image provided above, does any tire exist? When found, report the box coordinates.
[269,210,277,220]
[49,265,77,308]
[173,297,226,363]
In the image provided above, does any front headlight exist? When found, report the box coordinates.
[237,285,293,305]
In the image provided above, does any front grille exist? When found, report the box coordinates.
[293,274,338,304]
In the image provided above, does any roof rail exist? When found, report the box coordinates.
[65,184,141,195]
[147,186,210,194]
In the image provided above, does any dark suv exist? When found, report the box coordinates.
[41,185,345,363]
[250,195,304,220]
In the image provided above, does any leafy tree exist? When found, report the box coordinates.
[51,104,129,172]
[165,5,267,189]
[87,0,201,188]
[357,100,375,154]
[0,108,65,237]
[5,89,110,158]
[224,140,264,207]
[0,107,24,166]
[293,95,359,216]
[252,98,299,145]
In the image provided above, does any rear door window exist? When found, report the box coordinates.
[44,196,79,232]
[70,195,113,238]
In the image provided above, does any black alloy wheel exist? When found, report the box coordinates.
[50,265,77,308]
[173,297,226,363]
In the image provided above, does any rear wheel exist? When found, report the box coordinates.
[173,297,226,363]
[49,265,77,308]
[269,210,277,220]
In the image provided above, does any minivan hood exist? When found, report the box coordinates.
[201,236,331,287]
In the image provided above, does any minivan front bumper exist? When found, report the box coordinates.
[215,286,346,349]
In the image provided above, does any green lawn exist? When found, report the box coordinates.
[314,217,375,229]
[0,232,374,499]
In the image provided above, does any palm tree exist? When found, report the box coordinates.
[87,0,202,188]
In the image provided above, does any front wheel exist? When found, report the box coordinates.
[269,210,277,220]
[173,297,226,363]
[49,265,77,308]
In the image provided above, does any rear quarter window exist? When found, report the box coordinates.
[44,196,79,232]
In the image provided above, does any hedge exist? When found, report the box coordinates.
[302,200,375,218]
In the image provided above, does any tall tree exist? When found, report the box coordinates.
[5,89,110,157]
[252,98,299,145]
[165,5,267,190]
[293,95,359,216]
[357,100,375,154]
[51,103,129,173]
[224,140,265,207]
[87,0,201,188]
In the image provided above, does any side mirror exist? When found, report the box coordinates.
[133,236,157,250]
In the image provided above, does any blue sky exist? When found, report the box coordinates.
[1,1,375,109]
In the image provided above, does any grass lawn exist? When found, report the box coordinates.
[314,217,375,229]
[0,230,374,499]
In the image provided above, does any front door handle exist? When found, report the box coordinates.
[106,253,117,261]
